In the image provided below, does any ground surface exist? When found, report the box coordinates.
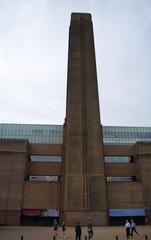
[0,226,151,240]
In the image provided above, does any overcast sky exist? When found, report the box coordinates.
[0,0,151,126]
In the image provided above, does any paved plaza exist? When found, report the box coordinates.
[0,226,151,240]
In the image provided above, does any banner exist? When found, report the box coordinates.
[22,209,59,217]
[22,210,41,216]
[41,209,59,217]
[109,208,145,217]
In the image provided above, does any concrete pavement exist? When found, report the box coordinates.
[0,226,151,240]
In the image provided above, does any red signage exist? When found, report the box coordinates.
[22,210,41,216]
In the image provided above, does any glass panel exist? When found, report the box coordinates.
[103,126,151,145]
[30,155,62,162]
[1,124,151,145]
[104,156,133,163]
[106,176,137,182]
[0,123,63,144]
[29,176,59,181]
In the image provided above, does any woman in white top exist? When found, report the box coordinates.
[125,219,131,239]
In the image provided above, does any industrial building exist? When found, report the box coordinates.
[0,13,151,226]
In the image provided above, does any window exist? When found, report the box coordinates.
[106,176,137,182]
[29,176,59,181]
[30,155,62,162]
[32,129,44,135]
[104,156,133,163]
[102,126,151,144]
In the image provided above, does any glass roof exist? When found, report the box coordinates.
[103,126,151,144]
[0,123,151,144]
[0,123,63,144]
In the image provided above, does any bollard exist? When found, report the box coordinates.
[115,235,118,240]
[20,236,24,240]
[85,236,87,240]
[145,235,148,240]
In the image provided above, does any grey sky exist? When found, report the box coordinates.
[0,0,151,126]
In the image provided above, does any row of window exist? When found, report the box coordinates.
[104,156,134,163]
[0,124,63,136]
[103,126,151,133]
[29,155,134,163]
[27,175,137,182]
[0,124,63,144]
[103,126,151,144]
[106,176,137,182]
[28,176,59,181]
[30,155,62,162]
[1,124,151,145]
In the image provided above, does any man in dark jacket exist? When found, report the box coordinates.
[75,221,82,240]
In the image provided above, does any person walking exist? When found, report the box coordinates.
[75,221,82,240]
[87,220,93,240]
[53,219,59,239]
[130,219,139,238]
[125,219,131,239]
[62,221,66,238]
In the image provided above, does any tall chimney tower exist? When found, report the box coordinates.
[61,13,108,225]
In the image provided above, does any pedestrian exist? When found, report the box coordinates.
[130,219,139,238]
[125,219,131,239]
[53,219,59,239]
[75,221,82,240]
[87,220,93,240]
[62,221,66,238]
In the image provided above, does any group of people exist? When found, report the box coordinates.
[53,219,66,239]
[52,219,93,240]
[75,220,93,240]
[53,218,139,240]
[125,219,139,239]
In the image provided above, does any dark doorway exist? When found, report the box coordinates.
[20,215,59,226]
[109,216,145,226]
